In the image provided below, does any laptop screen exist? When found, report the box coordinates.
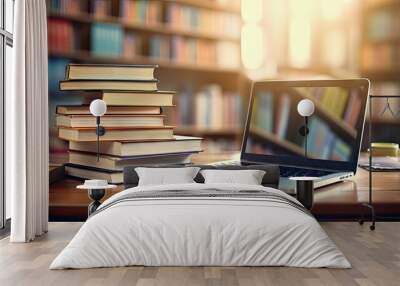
[242,79,369,172]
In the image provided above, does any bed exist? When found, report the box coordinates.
[50,165,350,269]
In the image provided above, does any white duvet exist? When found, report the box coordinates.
[50,183,351,269]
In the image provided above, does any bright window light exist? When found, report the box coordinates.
[241,24,264,69]
[322,0,354,21]
[323,30,346,67]
[288,0,315,68]
[241,0,263,23]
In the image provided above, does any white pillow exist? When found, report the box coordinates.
[135,167,200,186]
[200,169,266,185]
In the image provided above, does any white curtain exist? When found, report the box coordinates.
[9,0,49,242]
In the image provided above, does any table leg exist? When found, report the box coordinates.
[296,180,314,210]
[88,189,105,216]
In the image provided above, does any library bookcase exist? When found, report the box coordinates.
[47,0,249,159]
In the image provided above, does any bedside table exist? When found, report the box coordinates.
[77,180,117,216]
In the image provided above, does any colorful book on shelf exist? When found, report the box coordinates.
[149,35,170,61]
[171,36,218,66]
[165,2,240,39]
[48,0,85,15]
[120,0,161,25]
[65,64,157,81]
[58,126,174,142]
[56,105,161,115]
[193,86,242,129]
[59,79,158,91]
[49,58,70,94]
[92,0,112,18]
[68,151,198,171]
[47,18,74,53]
[102,90,174,106]
[69,135,203,157]
[56,114,165,128]
[91,23,123,57]
[123,32,142,59]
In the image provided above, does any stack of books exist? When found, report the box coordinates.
[57,63,203,183]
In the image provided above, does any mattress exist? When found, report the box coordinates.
[50,183,351,269]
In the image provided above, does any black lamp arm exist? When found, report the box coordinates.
[95,116,106,136]
[95,116,106,162]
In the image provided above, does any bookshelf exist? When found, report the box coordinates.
[360,0,400,144]
[48,12,240,42]
[47,0,246,155]
[361,0,400,81]
[49,49,241,73]
[164,0,240,13]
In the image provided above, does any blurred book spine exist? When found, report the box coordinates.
[120,0,161,26]
[362,7,400,71]
[164,84,243,131]
[150,35,170,61]
[47,18,74,53]
[47,0,84,15]
[170,36,215,66]
[91,0,112,19]
[123,32,142,59]
[165,2,240,39]
[91,23,123,57]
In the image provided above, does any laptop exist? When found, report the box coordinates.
[215,79,370,194]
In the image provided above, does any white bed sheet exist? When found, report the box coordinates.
[50,183,350,269]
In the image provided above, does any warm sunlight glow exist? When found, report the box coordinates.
[288,0,315,68]
[321,0,354,21]
[241,0,263,23]
[323,30,346,67]
[241,0,264,70]
[241,24,264,69]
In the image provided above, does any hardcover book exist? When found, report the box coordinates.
[69,135,203,156]
[59,126,174,141]
[56,105,161,115]
[68,151,197,171]
[102,90,175,106]
[59,79,158,91]
[66,63,157,81]
[56,114,165,128]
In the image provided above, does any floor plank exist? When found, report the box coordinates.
[1,222,400,286]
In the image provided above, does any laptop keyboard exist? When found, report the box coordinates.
[279,166,333,178]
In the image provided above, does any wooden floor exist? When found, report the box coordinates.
[1,222,399,286]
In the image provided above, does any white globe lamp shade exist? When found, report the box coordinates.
[90,99,107,117]
[297,99,315,117]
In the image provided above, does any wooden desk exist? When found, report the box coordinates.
[49,152,400,220]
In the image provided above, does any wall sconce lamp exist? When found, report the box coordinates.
[89,99,107,161]
[297,99,315,158]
